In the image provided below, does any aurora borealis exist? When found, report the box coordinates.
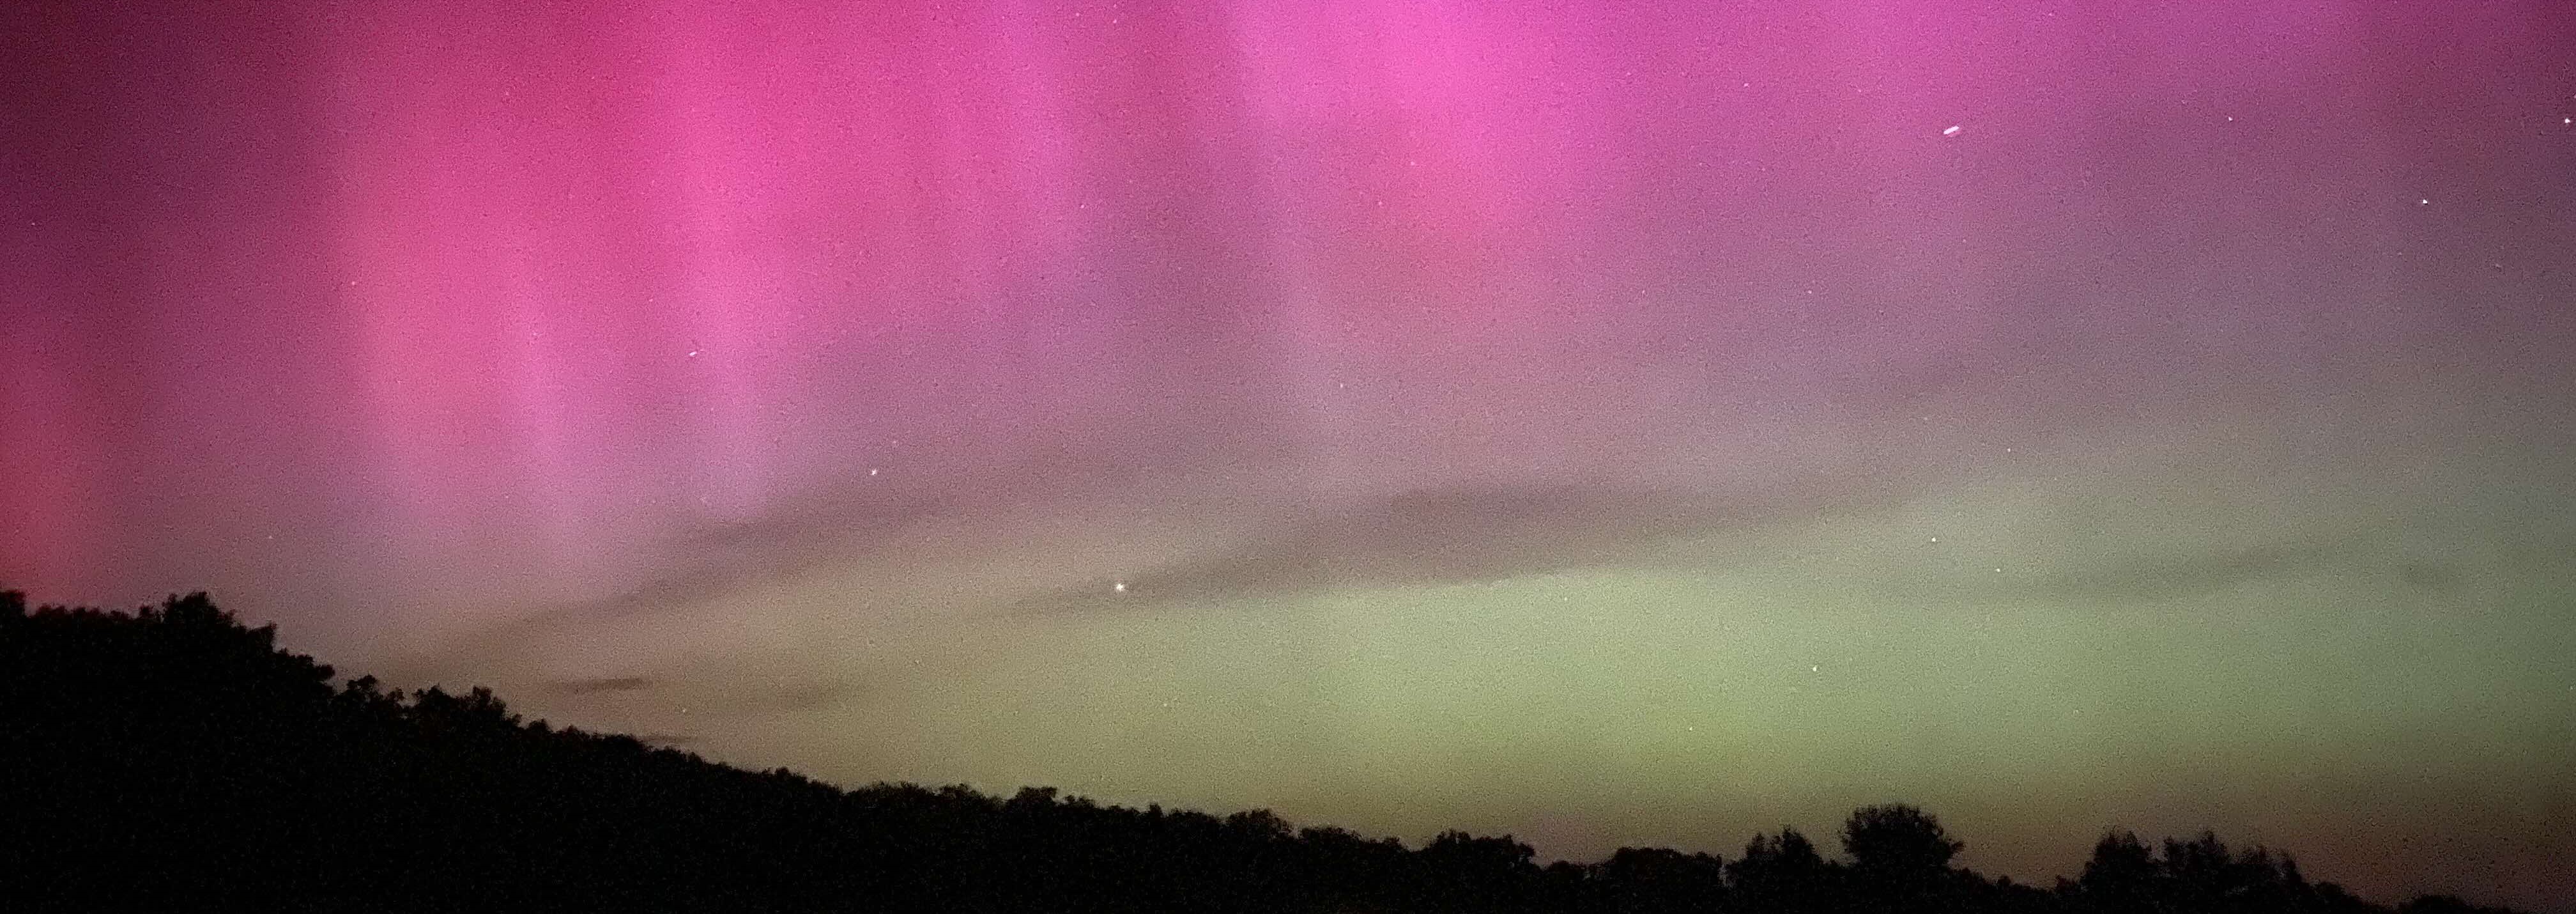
[5,1,2574,907]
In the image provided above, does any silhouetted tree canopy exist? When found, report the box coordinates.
[1842,804,1962,876]
[0,590,2538,913]
[1839,804,1966,913]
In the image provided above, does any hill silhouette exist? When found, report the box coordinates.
[0,590,2535,913]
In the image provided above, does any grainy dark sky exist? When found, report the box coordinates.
[5,1,2573,906]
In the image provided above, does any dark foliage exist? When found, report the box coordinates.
[0,591,2537,913]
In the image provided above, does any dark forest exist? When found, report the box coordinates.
[1,591,2536,913]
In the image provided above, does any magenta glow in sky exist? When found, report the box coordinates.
[6,2,2575,908]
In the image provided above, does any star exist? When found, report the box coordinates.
[1112,581,1129,593]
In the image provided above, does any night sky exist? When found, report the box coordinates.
[6,1,2575,907]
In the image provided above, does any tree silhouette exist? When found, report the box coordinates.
[2076,830,2160,914]
[1728,827,1837,914]
[0,589,2543,914]
[1419,830,1545,914]
[1841,803,1966,911]
[1843,803,1963,874]
[1593,846,1726,914]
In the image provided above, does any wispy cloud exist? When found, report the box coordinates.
[2031,541,2350,602]
[549,676,661,695]
[999,477,1924,615]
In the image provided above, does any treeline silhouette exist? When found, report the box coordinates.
[0,591,2533,913]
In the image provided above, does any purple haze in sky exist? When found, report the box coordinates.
[6,2,2574,907]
